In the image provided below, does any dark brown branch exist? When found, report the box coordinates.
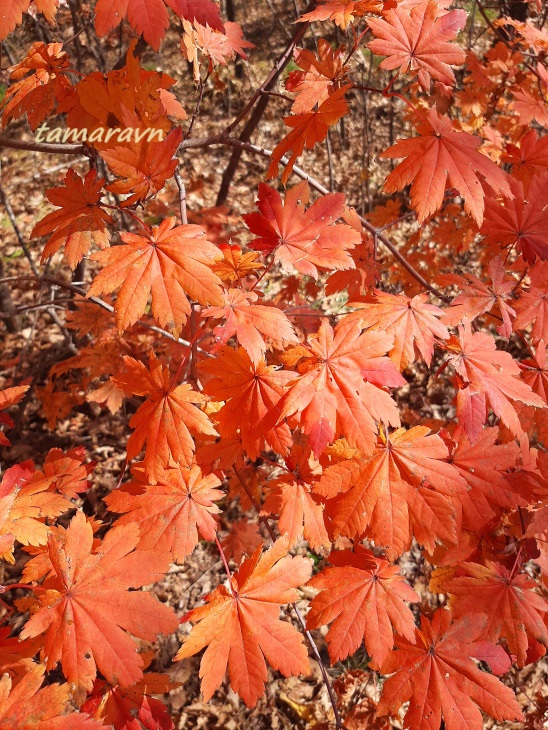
[0,135,85,155]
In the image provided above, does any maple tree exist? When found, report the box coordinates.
[0,0,547,727]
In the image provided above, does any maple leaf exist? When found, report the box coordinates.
[32,169,113,270]
[0,663,103,730]
[82,668,179,730]
[444,322,545,442]
[0,385,29,447]
[443,426,521,533]
[200,346,295,460]
[100,127,183,207]
[94,0,224,52]
[175,536,312,707]
[88,217,224,335]
[367,0,467,90]
[261,444,330,550]
[0,0,30,41]
[21,511,178,691]
[203,288,298,365]
[0,461,74,562]
[481,172,548,263]
[298,0,380,28]
[220,518,263,564]
[181,20,254,75]
[278,318,405,457]
[306,545,419,666]
[210,244,263,284]
[1,42,72,130]
[502,129,548,186]
[267,86,350,184]
[244,181,359,278]
[441,257,516,336]
[316,426,467,558]
[377,609,523,730]
[105,463,223,562]
[66,41,185,145]
[347,290,449,369]
[112,353,218,482]
[27,446,96,499]
[514,260,548,343]
[441,561,548,667]
[285,39,349,113]
[521,340,548,404]
[325,238,379,299]
[381,108,513,225]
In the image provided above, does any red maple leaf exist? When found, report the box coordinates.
[244,181,360,278]
[306,545,418,666]
[381,108,513,225]
[32,169,112,270]
[106,463,223,562]
[378,609,523,730]
[21,511,178,691]
[278,318,405,457]
[442,561,548,667]
[203,288,298,365]
[368,0,467,90]
[112,353,218,481]
[176,536,312,707]
[88,217,224,335]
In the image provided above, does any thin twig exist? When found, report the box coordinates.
[233,466,346,730]
[174,167,188,225]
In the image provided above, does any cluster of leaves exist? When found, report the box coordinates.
[1,0,548,728]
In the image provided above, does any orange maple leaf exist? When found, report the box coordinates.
[442,561,548,667]
[105,463,223,562]
[211,244,263,284]
[201,346,295,460]
[203,288,298,364]
[367,0,467,90]
[381,108,513,225]
[100,127,183,207]
[0,663,103,730]
[88,217,224,335]
[175,536,312,707]
[112,353,218,482]
[377,609,523,730]
[267,86,350,184]
[317,426,467,558]
[285,39,349,113]
[503,129,548,186]
[481,172,548,263]
[32,169,113,270]
[81,666,179,730]
[442,426,521,533]
[444,322,545,442]
[298,0,380,28]
[26,446,96,499]
[0,385,29,447]
[21,511,178,691]
[347,290,449,369]
[94,0,224,52]
[261,443,330,550]
[1,42,72,130]
[0,461,74,562]
[244,181,360,278]
[220,518,263,564]
[278,318,405,457]
[441,257,516,336]
[306,545,419,665]
[514,260,548,343]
